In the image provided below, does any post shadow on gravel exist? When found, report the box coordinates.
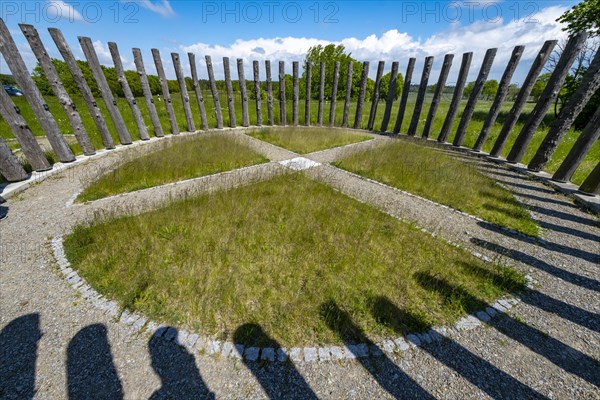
[369,296,549,399]
[0,205,8,220]
[470,237,600,293]
[0,314,41,400]
[414,273,600,388]
[66,324,123,400]
[233,323,318,400]
[148,327,215,400]
[319,300,436,399]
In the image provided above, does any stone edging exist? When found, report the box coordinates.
[51,235,532,364]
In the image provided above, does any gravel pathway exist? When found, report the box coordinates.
[1,128,598,399]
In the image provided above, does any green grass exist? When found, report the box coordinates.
[247,127,372,154]
[334,140,539,236]
[64,173,525,347]
[78,134,268,202]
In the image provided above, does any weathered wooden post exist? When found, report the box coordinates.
[304,62,312,126]
[253,61,262,126]
[20,24,95,155]
[408,56,434,136]
[237,58,250,127]
[553,106,600,182]
[490,41,557,157]
[80,37,133,144]
[507,32,588,164]
[188,53,209,130]
[422,54,454,139]
[205,55,223,129]
[265,60,274,125]
[329,61,340,126]
[0,20,75,161]
[152,48,179,134]
[354,61,369,129]
[528,48,600,171]
[223,57,237,128]
[172,52,195,132]
[380,61,399,132]
[0,88,50,171]
[438,52,472,142]
[292,61,299,126]
[0,137,28,182]
[453,48,497,147]
[133,49,164,137]
[317,62,325,126]
[473,46,524,151]
[367,61,385,131]
[393,58,416,134]
[341,62,353,128]
[279,61,286,126]
[49,28,115,148]
[579,162,600,195]
[109,42,150,140]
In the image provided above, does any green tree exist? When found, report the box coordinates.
[557,0,599,37]
[463,81,476,98]
[507,83,520,101]
[482,80,499,100]
[531,73,550,102]
[379,71,404,101]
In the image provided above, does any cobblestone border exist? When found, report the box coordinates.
[51,233,533,364]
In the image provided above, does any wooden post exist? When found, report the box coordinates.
[473,46,524,151]
[393,58,416,134]
[109,42,150,140]
[0,88,50,171]
[237,58,250,127]
[265,60,274,125]
[205,55,223,129]
[80,37,132,145]
[223,57,236,128]
[48,28,115,148]
[422,55,454,139]
[0,136,28,182]
[304,62,311,126]
[133,48,164,137]
[253,60,262,126]
[279,61,286,126]
[507,32,588,163]
[171,52,195,132]
[329,61,340,126]
[317,62,325,125]
[367,61,385,131]
[553,106,600,182]
[453,48,497,147]
[380,61,399,132]
[292,61,299,126]
[490,41,557,157]
[407,56,434,136]
[578,162,600,195]
[188,53,208,130]
[438,52,472,142]
[528,47,600,171]
[20,24,95,155]
[152,49,179,134]
[353,61,369,129]
[341,62,353,128]
[0,20,75,162]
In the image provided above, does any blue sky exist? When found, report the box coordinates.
[0,1,580,83]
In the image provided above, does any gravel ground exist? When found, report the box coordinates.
[0,129,598,399]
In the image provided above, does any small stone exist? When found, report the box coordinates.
[289,347,303,362]
[406,334,421,347]
[244,347,260,362]
[492,301,508,313]
[261,347,275,362]
[132,317,147,332]
[355,343,369,358]
[497,299,512,309]
[485,307,498,317]
[175,330,189,346]
[221,342,235,357]
[382,340,396,353]
[164,327,178,342]
[476,311,492,323]
[394,337,410,351]
[428,330,443,342]
[152,325,169,338]
[318,347,331,361]
[329,346,344,360]
[185,333,199,349]
[303,347,317,362]
[369,345,383,357]
[233,344,244,359]
[276,348,288,362]
[506,297,519,306]
[419,333,432,344]
[342,346,356,359]
[119,310,132,324]
[206,340,222,354]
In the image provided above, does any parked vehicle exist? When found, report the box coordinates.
[2,84,23,96]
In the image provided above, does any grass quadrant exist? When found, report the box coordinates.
[65,174,525,347]
[247,127,372,154]
[334,140,539,236]
[78,134,268,202]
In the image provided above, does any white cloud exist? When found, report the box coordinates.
[131,0,176,18]
[45,0,84,22]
